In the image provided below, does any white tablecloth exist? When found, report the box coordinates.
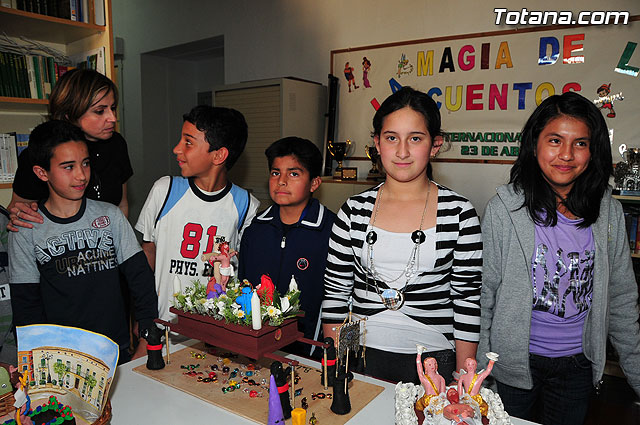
[109,340,537,424]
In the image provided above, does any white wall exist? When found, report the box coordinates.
[112,0,640,217]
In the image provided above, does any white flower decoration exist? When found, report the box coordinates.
[280,296,290,314]
[235,310,245,319]
[204,298,215,312]
[267,306,281,317]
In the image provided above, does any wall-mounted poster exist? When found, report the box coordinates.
[331,18,640,165]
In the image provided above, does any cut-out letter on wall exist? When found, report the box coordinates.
[539,37,559,65]
[615,42,639,77]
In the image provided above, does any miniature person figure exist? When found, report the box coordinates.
[457,355,496,417]
[330,361,351,415]
[236,286,253,317]
[142,325,166,370]
[267,374,285,425]
[13,372,32,425]
[443,402,475,424]
[257,274,275,304]
[202,239,237,298]
[343,62,359,92]
[597,83,616,118]
[270,361,292,419]
[415,345,446,412]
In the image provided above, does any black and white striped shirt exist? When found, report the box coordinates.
[321,182,482,345]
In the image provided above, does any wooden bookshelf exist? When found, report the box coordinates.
[0,1,113,203]
[0,6,106,44]
[613,194,640,203]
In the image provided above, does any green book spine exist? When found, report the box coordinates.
[32,55,43,99]
[18,55,29,98]
[47,56,56,91]
[8,53,18,98]
[0,52,7,97]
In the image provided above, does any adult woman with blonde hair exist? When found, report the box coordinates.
[8,69,133,226]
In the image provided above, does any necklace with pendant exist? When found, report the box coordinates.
[364,181,431,311]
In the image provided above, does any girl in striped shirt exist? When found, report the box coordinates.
[322,87,482,384]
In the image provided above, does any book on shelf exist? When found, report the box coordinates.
[69,46,105,75]
[15,133,28,156]
[0,133,18,183]
[93,0,104,25]
[0,51,72,99]
[10,0,103,23]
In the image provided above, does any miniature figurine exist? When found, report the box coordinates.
[201,239,237,298]
[13,371,32,425]
[142,324,166,370]
[270,361,292,419]
[257,274,275,304]
[446,387,460,404]
[330,361,351,415]
[267,374,285,425]
[415,344,445,412]
[309,412,318,425]
[457,353,498,417]
[236,286,254,317]
[443,402,476,424]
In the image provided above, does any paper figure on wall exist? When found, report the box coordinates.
[594,83,624,118]
[362,57,372,88]
[344,62,359,92]
[396,53,413,78]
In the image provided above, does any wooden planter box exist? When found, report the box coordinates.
[165,307,302,360]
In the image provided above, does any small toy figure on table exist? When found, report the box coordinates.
[13,371,32,425]
[201,236,237,299]
[457,352,498,418]
[270,361,292,419]
[415,344,445,412]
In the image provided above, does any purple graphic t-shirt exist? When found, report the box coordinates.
[529,212,594,357]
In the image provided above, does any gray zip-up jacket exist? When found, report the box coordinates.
[478,184,640,396]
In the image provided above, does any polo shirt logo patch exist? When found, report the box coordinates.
[92,216,111,228]
[296,258,309,271]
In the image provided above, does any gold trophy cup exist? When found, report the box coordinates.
[328,139,353,179]
[365,144,382,180]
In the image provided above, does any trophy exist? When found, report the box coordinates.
[328,139,353,179]
[614,144,640,192]
[365,144,382,180]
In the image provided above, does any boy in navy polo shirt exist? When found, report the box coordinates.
[238,137,335,357]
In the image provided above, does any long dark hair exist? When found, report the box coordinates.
[372,86,442,180]
[510,91,612,227]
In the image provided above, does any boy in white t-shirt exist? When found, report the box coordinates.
[136,106,259,321]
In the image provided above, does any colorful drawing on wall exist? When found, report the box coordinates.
[15,324,119,423]
[594,83,624,118]
[362,57,372,88]
[331,18,640,164]
[396,53,413,78]
[344,62,359,92]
